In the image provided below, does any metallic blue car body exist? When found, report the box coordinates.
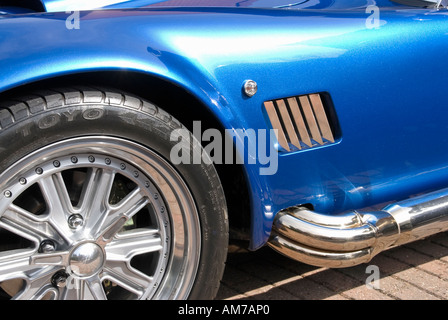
[1,0,448,252]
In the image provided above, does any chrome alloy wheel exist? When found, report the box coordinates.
[0,136,201,300]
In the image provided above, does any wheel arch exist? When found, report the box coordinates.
[0,70,253,243]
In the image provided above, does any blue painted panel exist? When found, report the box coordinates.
[0,6,447,249]
[38,0,405,12]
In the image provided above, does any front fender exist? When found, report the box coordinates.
[0,8,276,249]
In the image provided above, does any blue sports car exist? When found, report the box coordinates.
[0,0,447,300]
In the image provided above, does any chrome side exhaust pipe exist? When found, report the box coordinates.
[268,188,448,268]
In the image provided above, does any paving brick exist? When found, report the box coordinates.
[280,276,340,300]
[386,245,440,267]
[216,283,246,300]
[323,294,349,300]
[243,286,301,300]
[342,286,394,300]
[406,239,448,259]
[429,233,448,248]
[311,268,361,291]
[417,259,448,279]
[217,233,448,300]
[308,268,391,300]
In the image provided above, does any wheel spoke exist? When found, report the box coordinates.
[29,250,70,267]
[38,173,73,214]
[1,204,62,243]
[0,251,33,282]
[38,174,75,241]
[79,168,116,231]
[60,281,82,300]
[95,188,150,244]
[104,262,153,297]
[14,266,61,300]
[79,168,115,212]
[60,276,107,300]
[103,230,161,298]
[60,278,83,300]
[106,229,162,261]
[0,248,70,297]
[84,276,107,300]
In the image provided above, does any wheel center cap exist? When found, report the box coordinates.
[69,243,104,277]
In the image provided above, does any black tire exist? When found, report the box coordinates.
[0,87,228,300]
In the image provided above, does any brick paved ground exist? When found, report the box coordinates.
[216,232,448,300]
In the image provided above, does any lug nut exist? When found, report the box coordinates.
[39,240,56,253]
[51,271,68,288]
[68,214,84,229]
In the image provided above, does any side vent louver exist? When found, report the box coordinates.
[264,93,337,152]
